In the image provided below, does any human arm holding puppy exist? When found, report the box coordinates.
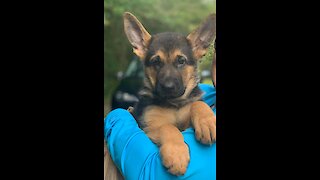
[105,84,216,180]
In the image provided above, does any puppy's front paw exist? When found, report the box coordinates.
[194,115,216,145]
[160,142,190,176]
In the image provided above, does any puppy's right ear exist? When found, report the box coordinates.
[187,14,216,60]
[123,12,151,60]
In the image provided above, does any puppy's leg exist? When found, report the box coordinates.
[191,101,216,145]
[143,107,190,176]
[150,124,190,175]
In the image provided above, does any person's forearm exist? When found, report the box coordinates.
[105,108,159,179]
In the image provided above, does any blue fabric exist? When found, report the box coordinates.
[105,84,216,180]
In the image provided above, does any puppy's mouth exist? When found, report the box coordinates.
[156,87,186,99]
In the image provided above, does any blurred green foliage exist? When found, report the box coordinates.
[104,0,216,105]
[199,42,215,85]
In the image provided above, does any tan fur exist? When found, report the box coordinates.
[191,101,216,144]
[154,49,186,64]
[176,103,192,130]
[154,50,168,63]
[168,49,187,64]
[142,104,194,134]
[142,106,189,175]
[170,49,184,61]
[145,67,157,88]
[179,66,198,99]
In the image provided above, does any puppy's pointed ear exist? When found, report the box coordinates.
[187,14,216,60]
[123,12,151,60]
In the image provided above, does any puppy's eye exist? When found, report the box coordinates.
[151,56,161,65]
[177,56,186,67]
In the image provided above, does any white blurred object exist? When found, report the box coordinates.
[116,71,124,80]
[201,70,211,78]
[115,91,139,102]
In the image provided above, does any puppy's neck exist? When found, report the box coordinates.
[139,83,202,109]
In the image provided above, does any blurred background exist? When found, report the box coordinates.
[104,0,216,115]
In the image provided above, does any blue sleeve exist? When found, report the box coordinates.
[105,84,216,180]
[105,108,159,180]
[199,83,216,114]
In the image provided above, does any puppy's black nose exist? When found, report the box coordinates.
[161,81,175,91]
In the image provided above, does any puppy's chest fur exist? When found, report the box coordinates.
[133,85,203,131]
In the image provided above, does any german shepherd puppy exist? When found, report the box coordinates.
[123,12,216,176]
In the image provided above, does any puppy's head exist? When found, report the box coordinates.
[123,12,216,99]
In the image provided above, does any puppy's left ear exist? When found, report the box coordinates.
[123,12,151,60]
[187,14,216,60]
